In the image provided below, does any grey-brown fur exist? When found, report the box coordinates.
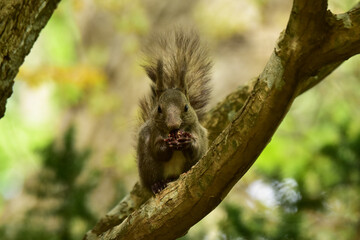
[139,29,212,124]
[137,29,212,194]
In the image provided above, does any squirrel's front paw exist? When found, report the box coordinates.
[151,181,168,194]
[164,130,192,150]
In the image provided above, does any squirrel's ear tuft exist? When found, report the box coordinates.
[144,66,156,82]
[155,59,165,97]
[179,60,188,98]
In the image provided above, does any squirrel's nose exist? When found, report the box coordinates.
[166,115,182,130]
[167,121,181,131]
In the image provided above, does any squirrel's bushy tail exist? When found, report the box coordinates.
[139,29,212,123]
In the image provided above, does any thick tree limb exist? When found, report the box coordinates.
[84,1,360,239]
[0,0,61,118]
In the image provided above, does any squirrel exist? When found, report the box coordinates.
[137,29,212,194]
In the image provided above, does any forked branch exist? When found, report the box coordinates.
[84,1,360,239]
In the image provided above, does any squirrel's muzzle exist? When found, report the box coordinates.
[166,106,182,131]
[166,117,182,131]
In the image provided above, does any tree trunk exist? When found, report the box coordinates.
[0,0,61,118]
[84,0,360,239]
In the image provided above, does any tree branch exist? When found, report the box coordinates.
[84,1,360,239]
[0,0,61,118]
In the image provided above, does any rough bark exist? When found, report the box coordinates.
[0,0,61,118]
[83,0,360,239]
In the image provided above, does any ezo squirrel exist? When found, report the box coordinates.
[137,29,212,194]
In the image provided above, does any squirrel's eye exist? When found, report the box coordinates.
[184,104,189,112]
[157,106,162,113]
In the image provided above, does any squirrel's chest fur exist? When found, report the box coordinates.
[163,151,186,179]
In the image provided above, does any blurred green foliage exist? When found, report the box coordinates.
[215,120,360,239]
[1,0,360,239]
[0,126,97,240]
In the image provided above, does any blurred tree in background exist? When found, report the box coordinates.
[0,0,359,239]
[0,127,97,240]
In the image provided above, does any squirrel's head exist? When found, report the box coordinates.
[153,89,197,133]
[140,31,212,124]
[149,59,197,133]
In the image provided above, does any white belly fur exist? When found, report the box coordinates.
[163,151,186,179]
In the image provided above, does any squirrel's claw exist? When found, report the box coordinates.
[151,181,167,194]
